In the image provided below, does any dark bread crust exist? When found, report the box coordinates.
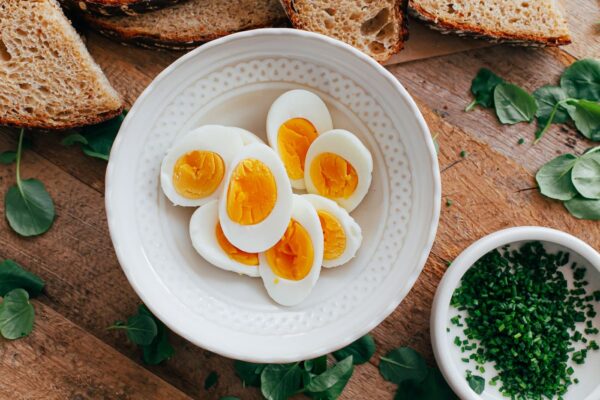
[64,0,186,17]
[279,0,408,64]
[0,106,123,131]
[408,2,571,46]
[84,15,290,50]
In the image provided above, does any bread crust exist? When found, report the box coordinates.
[85,15,290,49]
[279,0,408,64]
[0,106,124,131]
[408,2,571,46]
[65,0,187,17]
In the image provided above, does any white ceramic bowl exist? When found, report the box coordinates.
[106,28,440,362]
[432,227,600,400]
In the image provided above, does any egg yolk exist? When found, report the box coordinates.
[317,211,346,260]
[266,219,314,281]
[173,150,225,199]
[309,153,358,199]
[226,159,277,225]
[215,223,258,266]
[277,118,319,180]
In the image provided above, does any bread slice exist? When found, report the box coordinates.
[409,0,571,46]
[64,0,187,17]
[0,0,123,130]
[85,0,289,50]
[280,0,408,63]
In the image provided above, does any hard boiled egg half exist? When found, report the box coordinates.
[219,143,293,253]
[266,90,333,190]
[160,125,245,207]
[303,194,362,268]
[190,200,259,277]
[259,195,324,306]
[304,129,373,212]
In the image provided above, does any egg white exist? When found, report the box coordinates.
[160,125,244,207]
[259,195,324,306]
[189,200,259,277]
[231,127,264,145]
[304,129,373,212]
[266,89,333,190]
[302,194,362,268]
[218,143,293,253]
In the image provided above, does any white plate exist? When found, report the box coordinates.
[106,28,440,363]
[432,227,600,400]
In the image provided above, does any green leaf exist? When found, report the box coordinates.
[61,133,88,146]
[332,334,376,365]
[0,151,16,165]
[219,397,241,400]
[0,259,44,297]
[234,360,266,388]
[467,374,485,394]
[565,99,600,141]
[5,179,55,237]
[108,312,157,345]
[394,368,458,400]
[261,363,304,400]
[571,151,600,199]
[535,154,579,200]
[76,112,126,161]
[304,355,328,374]
[204,371,218,390]
[379,347,428,385]
[493,83,537,124]
[560,58,600,101]
[138,305,174,365]
[534,85,570,125]
[564,196,600,220]
[306,356,354,400]
[466,68,505,110]
[0,288,35,339]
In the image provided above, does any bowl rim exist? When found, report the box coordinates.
[105,27,441,362]
[431,226,600,400]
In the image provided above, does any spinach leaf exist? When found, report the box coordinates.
[62,112,126,161]
[4,129,54,237]
[466,68,505,111]
[565,99,600,141]
[304,355,328,374]
[535,154,579,200]
[394,368,458,400]
[560,58,600,101]
[564,196,600,220]
[0,259,44,297]
[332,334,376,365]
[235,360,266,387]
[306,356,354,400]
[138,304,174,365]
[571,151,600,199]
[494,83,537,124]
[60,133,88,146]
[260,363,304,400]
[534,86,570,125]
[204,371,218,390]
[466,373,485,394]
[0,151,16,165]
[108,312,157,345]
[379,347,428,385]
[0,288,35,339]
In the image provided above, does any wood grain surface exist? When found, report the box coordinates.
[0,1,598,399]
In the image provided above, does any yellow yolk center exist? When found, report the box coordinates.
[215,223,258,266]
[173,150,225,199]
[310,152,358,199]
[266,219,314,281]
[226,159,277,225]
[277,118,319,180]
[317,211,346,260]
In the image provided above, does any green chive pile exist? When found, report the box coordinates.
[451,241,599,399]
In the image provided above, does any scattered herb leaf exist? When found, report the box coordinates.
[560,58,600,101]
[205,371,218,390]
[466,372,485,394]
[518,138,526,145]
[0,151,16,165]
[306,356,354,400]
[564,99,600,141]
[0,288,35,340]
[0,259,44,297]
[260,363,304,400]
[493,83,537,124]
[535,153,579,200]
[571,151,600,199]
[534,85,570,126]
[379,347,428,385]
[138,304,174,365]
[466,68,504,111]
[107,312,157,346]
[234,361,266,388]
[394,368,457,400]
[332,335,375,365]
[564,196,600,220]
[62,111,126,161]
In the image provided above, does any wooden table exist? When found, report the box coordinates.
[1,2,599,398]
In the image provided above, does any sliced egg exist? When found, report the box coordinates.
[189,200,259,277]
[302,194,362,268]
[259,195,324,306]
[231,127,264,145]
[266,90,333,189]
[160,125,244,207]
[304,129,373,212]
[218,143,293,253]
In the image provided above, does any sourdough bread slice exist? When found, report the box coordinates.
[64,0,187,17]
[409,0,571,45]
[85,0,289,50]
[0,0,122,130]
[280,0,408,63]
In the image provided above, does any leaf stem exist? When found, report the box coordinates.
[465,100,477,112]
[15,128,24,194]
[534,99,573,144]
